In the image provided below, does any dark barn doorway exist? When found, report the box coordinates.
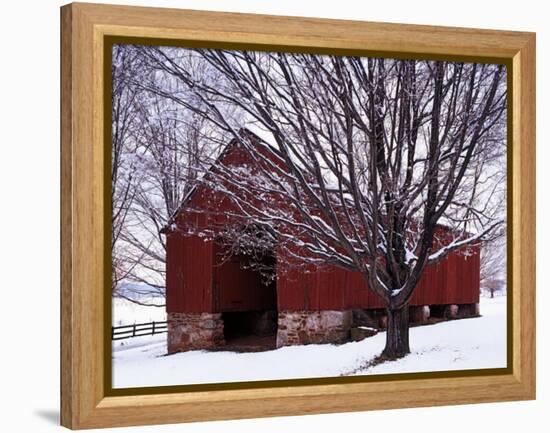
[222,310,277,351]
[214,240,278,351]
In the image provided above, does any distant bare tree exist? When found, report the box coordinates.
[111,45,241,305]
[480,237,506,297]
[116,94,215,301]
[111,44,143,292]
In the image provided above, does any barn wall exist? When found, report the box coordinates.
[169,174,278,314]
[168,231,480,314]
[212,243,276,313]
[277,245,480,311]
[167,167,249,315]
[166,226,214,313]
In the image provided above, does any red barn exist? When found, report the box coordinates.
[163,130,480,353]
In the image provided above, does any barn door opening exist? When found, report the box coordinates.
[222,309,278,351]
[214,230,278,351]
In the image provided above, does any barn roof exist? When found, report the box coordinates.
[161,127,269,233]
[161,127,476,240]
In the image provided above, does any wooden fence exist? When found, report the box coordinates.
[111,321,167,341]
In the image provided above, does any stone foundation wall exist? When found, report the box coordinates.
[167,312,224,354]
[409,305,431,324]
[431,303,479,320]
[250,310,278,336]
[457,303,480,318]
[276,310,352,347]
[166,302,480,353]
[352,308,387,329]
[352,303,478,330]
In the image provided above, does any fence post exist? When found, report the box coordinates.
[132,323,136,337]
[111,326,114,340]
[152,321,156,335]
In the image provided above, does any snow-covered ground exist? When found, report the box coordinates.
[112,295,507,388]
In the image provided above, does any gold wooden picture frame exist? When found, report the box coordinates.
[60,2,535,429]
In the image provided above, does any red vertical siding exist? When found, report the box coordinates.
[165,231,182,313]
[343,271,370,309]
[472,245,481,301]
[277,261,315,311]
[276,243,480,311]
[166,228,214,313]
[452,245,480,305]
[212,243,276,312]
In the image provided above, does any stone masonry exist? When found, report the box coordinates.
[276,310,352,347]
[457,303,480,318]
[250,310,278,336]
[409,305,431,324]
[167,312,224,354]
[431,303,479,320]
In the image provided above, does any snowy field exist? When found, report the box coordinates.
[112,295,507,388]
[112,296,166,327]
[112,297,166,351]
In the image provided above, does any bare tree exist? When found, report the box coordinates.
[117,94,213,301]
[111,45,240,304]
[111,44,143,292]
[134,48,507,359]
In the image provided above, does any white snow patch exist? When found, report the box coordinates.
[357,326,377,331]
[112,296,506,388]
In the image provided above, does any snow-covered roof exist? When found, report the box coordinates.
[161,127,274,233]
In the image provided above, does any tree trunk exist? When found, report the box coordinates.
[382,305,410,359]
